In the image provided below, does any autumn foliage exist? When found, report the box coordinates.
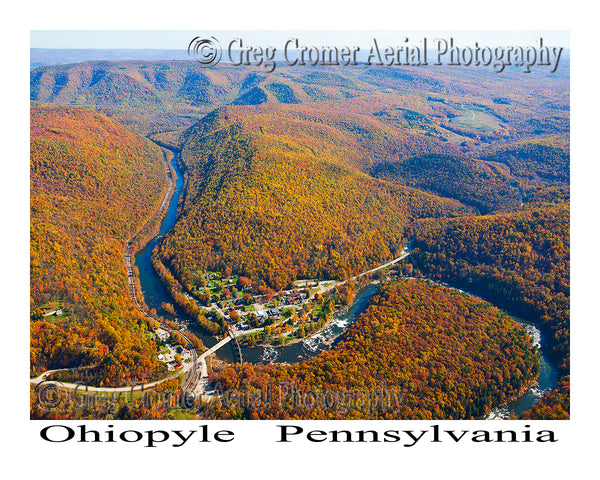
[30,105,168,386]
[407,200,570,418]
[208,280,539,419]
[30,59,570,420]
[158,104,472,293]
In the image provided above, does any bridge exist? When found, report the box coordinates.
[192,335,232,396]
[192,327,265,396]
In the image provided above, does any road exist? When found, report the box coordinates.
[192,327,262,396]
[31,368,79,385]
[317,249,411,295]
[31,370,185,393]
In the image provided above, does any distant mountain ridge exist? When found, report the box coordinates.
[30,58,570,136]
[30,48,190,69]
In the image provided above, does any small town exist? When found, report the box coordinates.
[153,248,411,374]
[154,275,344,373]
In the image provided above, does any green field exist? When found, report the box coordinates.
[449,105,502,133]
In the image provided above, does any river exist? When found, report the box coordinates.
[135,148,558,418]
[485,316,558,419]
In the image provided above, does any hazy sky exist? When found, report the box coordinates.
[31,30,569,50]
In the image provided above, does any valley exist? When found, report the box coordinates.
[30,54,569,420]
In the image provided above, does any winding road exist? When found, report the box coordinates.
[315,248,411,296]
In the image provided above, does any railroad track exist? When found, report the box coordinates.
[123,146,200,393]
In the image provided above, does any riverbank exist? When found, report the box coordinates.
[129,148,174,252]
[123,144,202,388]
[484,377,541,420]
[238,280,381,350]
[393,275,558,419]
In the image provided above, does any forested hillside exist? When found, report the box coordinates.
[371,154,521,214]
[407,201,570,417]
[208,279,540,419]
[157,104,473,292]
[480,137,570,185]
[30,105,168,386]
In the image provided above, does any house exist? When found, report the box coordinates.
[255,311,267,323]
[181,350,192,361]
[155,328,169,342]
[292,294,303,303]
[166,361,179,371]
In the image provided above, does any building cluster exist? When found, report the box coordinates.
[154,327,191,371]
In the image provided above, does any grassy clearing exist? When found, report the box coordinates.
[449,105,501,133]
